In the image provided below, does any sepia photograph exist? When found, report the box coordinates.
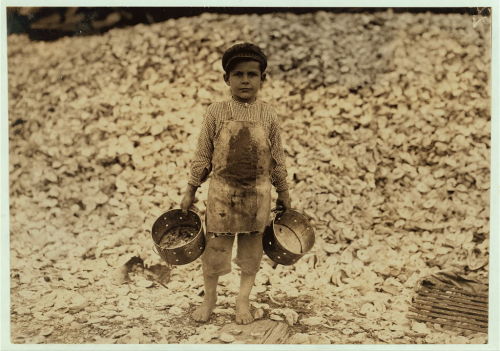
[1,3,498,349]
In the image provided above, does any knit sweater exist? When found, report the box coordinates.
[188,98,289,192]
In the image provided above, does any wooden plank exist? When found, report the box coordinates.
[408,307,488,328]
[210,320,289,344]
[426,275,489,298]
[422,284,488,302]
[415,294,488,313]
[408,313,487,333]
[418,289,488,309]
[415,296,488,316]
[262,321,289,344]
[413,300,488,322]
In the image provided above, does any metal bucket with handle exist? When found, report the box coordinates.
[152,209,205,265]
[263,209,315,265]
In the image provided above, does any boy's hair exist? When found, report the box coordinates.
[222,42,267,73]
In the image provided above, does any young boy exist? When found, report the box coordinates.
[180,42,291,325]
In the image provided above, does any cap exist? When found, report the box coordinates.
[222,42,267,73]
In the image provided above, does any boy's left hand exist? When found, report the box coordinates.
[276,190,291,211]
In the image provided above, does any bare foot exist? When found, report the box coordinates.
[192,298,216,322]
[235,298,254,325]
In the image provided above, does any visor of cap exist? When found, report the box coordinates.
[223,53,267,71]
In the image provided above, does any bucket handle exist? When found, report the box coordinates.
[271,207,314,222]
[271,206,286,215]
[152,244,161,256]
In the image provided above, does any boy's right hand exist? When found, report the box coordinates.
[276,190,291,212]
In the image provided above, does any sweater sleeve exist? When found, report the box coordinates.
[188,105,216,187]
[268,109,289,192]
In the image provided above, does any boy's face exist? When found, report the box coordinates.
[224,60,265,103]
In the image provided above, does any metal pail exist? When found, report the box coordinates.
[152,209,205,265]
[263,209,315,265]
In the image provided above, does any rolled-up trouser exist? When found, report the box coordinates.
[201,231,263,277]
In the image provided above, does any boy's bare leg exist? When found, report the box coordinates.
[235,272,256,324]
[192,272,218,322]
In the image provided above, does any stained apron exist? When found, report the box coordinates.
[206,103,272,233]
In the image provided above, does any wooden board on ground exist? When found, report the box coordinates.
[209,320,289,344]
